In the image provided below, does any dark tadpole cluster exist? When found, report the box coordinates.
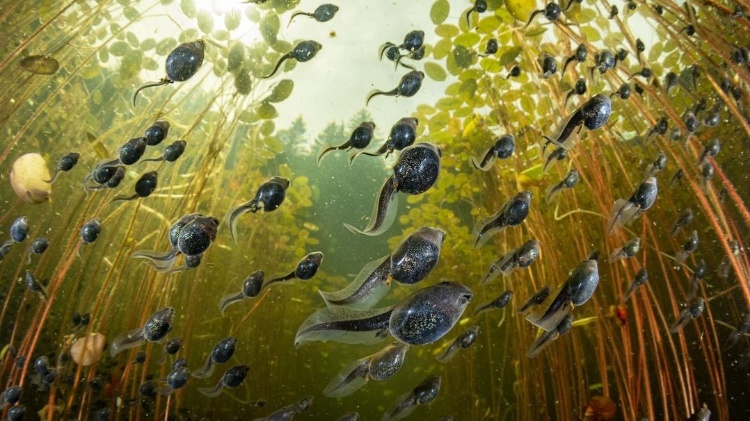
[132,213,219,272]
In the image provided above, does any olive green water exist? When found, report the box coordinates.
[1,0,750,420]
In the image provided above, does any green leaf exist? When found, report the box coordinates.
[453,45,474,69]
[225,9,242,31]
[141,38,156,51]
[179,0,196,18]
[110,41,128,57]
[459,79,477,100]
[454,32,480,48]
[198,11,214,33]
[143,57,159,71]
[256,102,278,119]
[227,42,245,72]
[417,104,437,115]
[265,136,284,153]
[260,13,280,45]
[424,62,447,81]
[663,50,679,69]
[436,97,462,111]
[581,26,601,42]
[260,120,275,135]
[435,24,459,38]
[433,38,452,60]
[524,26,547,37]
[480,57,501,73]
[648,41,663,63]
[574,8,596,23]
[179,29,199,44]
[126,32,139,48]
[498,46,522,66]
[476,16,501,33]
[267,79,294,103]
[234,71,252,95]
[430,0,450,25]
[123,6,139,21]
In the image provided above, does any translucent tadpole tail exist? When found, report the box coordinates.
[219,292,245,315]
[198,381,224,398]
[436,341,460,363]
[110,327,146,357]
[323,357,370,398]
[191,356,215,379]
[344,176,399,236]
[140,156,165,164]
[228,202,256,243]
[545,183,564,204]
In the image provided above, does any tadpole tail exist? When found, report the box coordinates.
[43,170,60,184]
[132,248,178,263]
[218,292,244,315]
[140,156,165,164]
[263,271,297,290]
[473,302,494,317]
[133,79,171,106]
[564,90,574,107]
[523,10,544,29]
[228,202,255,243]
[344,175,399,236]
[197,381,224,398]
[191,357,214,379]
[287,12,312,27]
[262,54,291,79]
[466,9,474,28]
[110,194,138,204]
[378,42,396,60]
[360,143,388,158]
[317,142,350,166]
[365,88,398,106]
[561,56,575,76]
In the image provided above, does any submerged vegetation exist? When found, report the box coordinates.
[0,0,749,420]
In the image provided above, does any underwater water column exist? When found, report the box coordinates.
[0,0,748,420]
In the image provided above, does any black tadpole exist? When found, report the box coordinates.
[466,0,487,27]
[262,40,322,79]
[141,140,187,164]
[45,152,80,183]
[318,122,375,166]
[524,3,561,29]
[111,171,158,203]
[288,4,339,27]
[133,40,205,106]
[366,70,424,106]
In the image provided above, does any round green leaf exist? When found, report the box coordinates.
[267,79,294,103]
[424,62,447,81]
[156,38,178,55]
[430,0,450,25]
[180,0,196,18]
[256,102,278,119]
[260,14,280,45]
[225,10,241,31]
[141,38,156,51]
[110,41,128,57]
[454,32,480,48]
[197,10,214,33]
[435,24,459,38]
[433,38,452,60]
